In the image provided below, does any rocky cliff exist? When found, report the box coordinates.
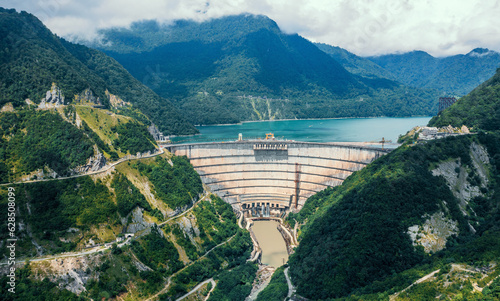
[38,83,65,109]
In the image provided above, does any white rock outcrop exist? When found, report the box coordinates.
[38,83,65,109]
[408,211,459,253]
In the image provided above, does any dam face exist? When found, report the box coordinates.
[166,141,389,215]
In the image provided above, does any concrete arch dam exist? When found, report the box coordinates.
[166,141,389,213]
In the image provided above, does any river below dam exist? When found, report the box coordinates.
[171,116,432,144]
[251,220,289,267]
[173,116,432,266]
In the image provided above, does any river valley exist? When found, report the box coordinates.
[172,116,432,267]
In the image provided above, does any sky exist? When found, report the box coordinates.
[3,0,500,57]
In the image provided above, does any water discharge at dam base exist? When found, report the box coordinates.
[165,140,391,266]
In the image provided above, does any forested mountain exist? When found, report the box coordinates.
[0,8,196,135]
[0,154,254,300]
[0,10,255,300]
[367,48,500,96]
[429,67,500,131]
[287,69,500,300]
[289,133,500,299]
[95,14,437,125]
[315,42,395,80]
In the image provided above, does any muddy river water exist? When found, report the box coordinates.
[251,220,289,267]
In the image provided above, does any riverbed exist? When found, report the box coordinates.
[251,221,289,267]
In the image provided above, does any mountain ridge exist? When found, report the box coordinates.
[94,14,438,125]
[366,48,500,95]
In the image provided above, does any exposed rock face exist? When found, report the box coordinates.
[126,207,154,234]
[38,83,65,109]
[408,142,492,253]
[25,98,36,106]
[72,147,106,174]
[106,90,130,108]
[431,143,490,214]
[84,152,106,172]
[29,255,103,295]
[1,102,14,112]
[21,166,58,181]
[75,88,102,107]
[92,153,106,171]
[407,211,459,253]
[470,142,490,183]
[148,123,166,141]
[423,142,492,241]
[74,111,83,128]
[177,216,200,242]
[167,202,194,218]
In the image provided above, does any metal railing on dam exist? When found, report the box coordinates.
[165,141,391,210]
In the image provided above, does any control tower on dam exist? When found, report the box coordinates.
[165,140,390,214]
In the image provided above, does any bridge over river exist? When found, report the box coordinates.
[165,140,391,217]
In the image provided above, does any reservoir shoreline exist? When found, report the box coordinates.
[192,115,433,127]
[171,116,432,145]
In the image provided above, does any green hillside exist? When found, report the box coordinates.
[0,104,160,183]
[0,149,253,300]
[286,53,500,301]
[95,15,437,125]
[288,133,500,299]
[429,67,500,131]
[0,8,196,135]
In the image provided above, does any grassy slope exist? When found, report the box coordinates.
[75,106,132,156]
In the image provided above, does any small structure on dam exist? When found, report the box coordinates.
[165,137,390,214]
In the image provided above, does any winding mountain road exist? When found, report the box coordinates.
[0,147,164,186]
[284,267,295,299]
[145,233,237,301]
[176,278,215,301]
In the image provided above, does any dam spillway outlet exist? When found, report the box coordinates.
[167,141,388,213]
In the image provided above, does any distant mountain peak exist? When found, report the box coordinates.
[367,47,500,95]
[467,48,496,57]
[96,13,281,53]
[406,50,434,57]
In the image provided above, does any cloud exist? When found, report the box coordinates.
[2,0,500,56]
